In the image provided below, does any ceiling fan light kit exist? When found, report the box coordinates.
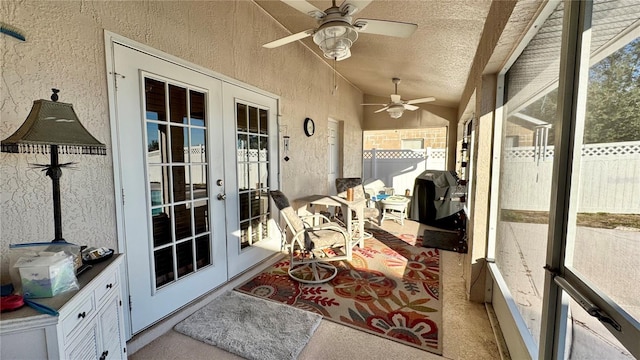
[387,104,404,119]
[362,77,436,119]
[263,0,417,61]
[313,23,358,60]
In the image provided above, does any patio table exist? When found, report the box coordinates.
[380,195,411,225]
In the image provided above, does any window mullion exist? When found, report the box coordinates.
[539,1,591,359]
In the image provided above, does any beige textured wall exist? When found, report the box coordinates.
[0,1,363,278]
[455,1,544,301]
[455,0,518,301]
[465,74,497,302]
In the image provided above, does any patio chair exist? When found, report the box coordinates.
[335,178,381,238]
[270,190,352,284]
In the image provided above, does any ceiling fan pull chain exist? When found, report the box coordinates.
[332,57,338,95]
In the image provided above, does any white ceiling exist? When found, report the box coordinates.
[254,0,494,108]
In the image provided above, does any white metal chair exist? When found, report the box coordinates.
[270,190,352,284]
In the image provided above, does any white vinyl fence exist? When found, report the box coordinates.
[501,141,640,214]
[363,148,447,195]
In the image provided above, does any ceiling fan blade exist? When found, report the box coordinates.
[406,97,436,105]
[354,19,418,38]
[390,94,401,103]
[263,29,315,48]
[361,103,388,106]
[374,106,390,113]
[281,0,325,18]
[404,104,419,111]
[340,0,373,15]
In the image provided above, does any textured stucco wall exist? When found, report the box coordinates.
[465,74,497,302]
[455,0,543,301]
[0,1,363,279]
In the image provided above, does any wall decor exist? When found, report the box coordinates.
[304,117,315,137]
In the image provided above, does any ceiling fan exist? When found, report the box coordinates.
[362,78,435,119]
[262,0,418,61]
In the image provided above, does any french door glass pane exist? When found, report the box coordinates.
[144,77,213,289]
[237,103,247,132]
[249,106,259,133]
[154,246,174,287]
[565,1,640,322]
[176,240,194,278]
[194,200,209,234]
[192,165,208,200]
[145,78,166,121]
[147,123,167,163]
[236,103,270,251]
[496,2,563,346]
[190,90,205,127]
[170,126,188,163]
[190,128,206,162]
[259,109,268,135]
[152,206,171,247]
[174,204,192,240]
[169,84,188,124]
[195,235,211,268]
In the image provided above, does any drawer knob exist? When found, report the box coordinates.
[99,350,109,360]
[77,311,86,319]
[106,283,113,289]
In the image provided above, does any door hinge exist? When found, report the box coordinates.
[129,295,132,311]
[119,299,122,306]
[121,188,125,206]
[109,71,126,90]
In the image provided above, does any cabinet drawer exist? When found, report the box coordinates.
[62,294,96,340]
[95,270,119,302]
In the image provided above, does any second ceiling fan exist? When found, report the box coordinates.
[263,0,418,61]
[362,78,436,118]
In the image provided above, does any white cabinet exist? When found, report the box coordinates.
[1,255,127,360]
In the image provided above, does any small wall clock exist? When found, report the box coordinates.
[304,117,315,137]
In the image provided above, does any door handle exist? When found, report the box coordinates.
[217,193,226,200]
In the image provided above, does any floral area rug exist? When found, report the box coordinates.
[236,228,442,355]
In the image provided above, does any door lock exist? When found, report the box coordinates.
[216,179,223,186]
[217,193,226,200]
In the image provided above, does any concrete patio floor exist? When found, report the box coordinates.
[129,219,502,360]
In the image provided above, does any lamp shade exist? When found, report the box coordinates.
[1,90,106,242]
[1,98,106,155]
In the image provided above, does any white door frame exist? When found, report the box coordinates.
[104,31,280,339]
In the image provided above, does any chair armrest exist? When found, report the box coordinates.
[299,213,332,226]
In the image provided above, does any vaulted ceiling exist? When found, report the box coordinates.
[254,0,494,109]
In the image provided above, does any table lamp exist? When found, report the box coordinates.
[1,89,106,242]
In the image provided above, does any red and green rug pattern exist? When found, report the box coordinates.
[236,229,442,355]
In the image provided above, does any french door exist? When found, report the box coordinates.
[110,41,281,334]
[112,43,228,333]
[222,83,280,278]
